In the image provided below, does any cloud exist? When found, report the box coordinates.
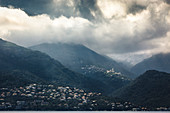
[0,0,170,65]
[0,0,52,16]
[0,6,94,46]
[97,0,127,19]
[165,0,170,4]
[50,0,81,17]
[51,0,103,21]
[0,0,102,20]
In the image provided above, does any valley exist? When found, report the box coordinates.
[0,38,170,111]
[0,0,170,111]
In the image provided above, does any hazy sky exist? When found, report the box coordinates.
[0,0,170,65]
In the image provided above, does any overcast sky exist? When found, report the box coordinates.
[0,0,170,65]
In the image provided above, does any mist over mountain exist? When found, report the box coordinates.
[131,53,170,75]
[113,70,170,108]
[0,0,170,110]
[0,38,108,92]
[0,38,132,95]
[30,43,135,79]
[30,43,133,94]
[0,38,170,110]
[1,0,170,64]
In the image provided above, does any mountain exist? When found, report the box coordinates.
[113,70,170,108]
[131,53,170,75]
[30,43,134,79]
[0,70,47,88]
[88,71,130,94]
[0,38,105,92]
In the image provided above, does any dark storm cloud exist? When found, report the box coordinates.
[0,0,170,64]
[0,0,152,21]
[49,0,104,21]
[0,0,52,16]
[0,0,101,20]
[165,0,170,4]
[128,4,146,14]
[76,0,100,20]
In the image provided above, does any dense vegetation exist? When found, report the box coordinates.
[0,70,47,88]
[1,38,170,110]
[113,70,170,108]
[85,72,130,94]
[30,43,134,94]
[0,39,107,93]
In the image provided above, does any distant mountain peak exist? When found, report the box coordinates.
[30,43,135,79]
[0,39,106,92]
[131,52,170,75]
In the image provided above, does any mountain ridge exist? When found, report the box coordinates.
[0,38,106,92]
[131,53,170,75]
[30,43,135,79]
[113,70,170,108]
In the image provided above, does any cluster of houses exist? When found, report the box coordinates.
[0,84,169,111]
[105,68,130,80]
[0,84,102,110]
[81,65,105,74]
[81,65,130,81]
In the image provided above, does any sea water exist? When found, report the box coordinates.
[0,111,170,113]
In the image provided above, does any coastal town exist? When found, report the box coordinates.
[0,83,168,111]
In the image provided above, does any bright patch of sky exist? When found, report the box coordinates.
[0,0,170,65]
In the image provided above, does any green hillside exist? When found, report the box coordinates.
[113,70,170,108]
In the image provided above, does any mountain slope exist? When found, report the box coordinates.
[0,38,104,92]
[131,53,170,75]
[30,43,134,79]
[0,70,48,88]
[113,70,170,108]
[88,71,130,94]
